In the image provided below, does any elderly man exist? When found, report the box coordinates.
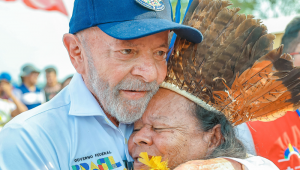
[0,0,202,169]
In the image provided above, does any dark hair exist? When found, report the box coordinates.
[281,17,300,53]
[45,67,57,75]
[193,104,247,159]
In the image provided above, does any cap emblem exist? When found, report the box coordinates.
[135,0,165,11]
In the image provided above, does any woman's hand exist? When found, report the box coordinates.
[0,81,13,97]
[173,158,245,170]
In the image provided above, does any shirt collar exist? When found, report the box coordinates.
[68,73,106,117]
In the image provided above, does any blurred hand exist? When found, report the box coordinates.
[0,81,13,97]
[174,158,243,170]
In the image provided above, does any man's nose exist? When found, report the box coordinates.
[131,52,158,83]
[133,128,153,146]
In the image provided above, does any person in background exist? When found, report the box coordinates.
[44,67,61,101]
[0,72,22,100]
[239,16,300,170]
[19,64,45,110]
[0,73,28,130]
[61,75,73,90]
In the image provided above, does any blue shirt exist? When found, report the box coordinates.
[18,84,45,110]
[0,73,134,170]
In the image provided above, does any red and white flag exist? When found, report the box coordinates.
[1,0,68,16]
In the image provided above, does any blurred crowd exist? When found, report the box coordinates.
[0,65,73,129]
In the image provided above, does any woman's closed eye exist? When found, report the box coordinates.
[153,127,167,132]
[133,128,141,133]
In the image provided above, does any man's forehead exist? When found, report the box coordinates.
[114,32,169,47]
[115,40,169,48]
[81,28,169,47]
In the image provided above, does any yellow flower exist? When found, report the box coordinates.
[138,152,169,170]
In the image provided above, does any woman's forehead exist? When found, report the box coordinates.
[142,88,193,122]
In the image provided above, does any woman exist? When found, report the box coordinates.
[128,88,248,170]
[128,0,300,169]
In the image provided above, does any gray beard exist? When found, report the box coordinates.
[86,57,159,124]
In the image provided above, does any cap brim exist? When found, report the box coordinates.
[98,19,203,44]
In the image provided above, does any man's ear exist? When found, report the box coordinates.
[206,124,223,151]
[63,33,86,75]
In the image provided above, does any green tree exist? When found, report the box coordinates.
[170,0,300,20]
[230,0,300,19]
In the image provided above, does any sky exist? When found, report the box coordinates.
[0,0,299,87]
[0,0,75,86]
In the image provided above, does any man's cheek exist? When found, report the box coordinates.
[156,62,168,84]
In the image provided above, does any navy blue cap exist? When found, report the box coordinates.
[69,0,203,43]
[0,72,12,82]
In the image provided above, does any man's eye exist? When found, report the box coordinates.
[157,51,166,56]
[120,49,133,55]
[154,51,167,60]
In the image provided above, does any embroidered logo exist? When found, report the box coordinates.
[72,156,122,170]
[135,0,165,11]
[278,143,300,162]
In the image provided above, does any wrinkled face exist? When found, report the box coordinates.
[128,88,210,170]
[79,28,168,123]
[46,72,57,87]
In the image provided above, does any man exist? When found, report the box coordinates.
[18,64,45,110]
[0,0,202,169]
[44,67,61,101]
[240,16,300,170]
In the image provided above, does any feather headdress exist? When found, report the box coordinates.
[162,0,300,126]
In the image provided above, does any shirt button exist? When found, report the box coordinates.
[125,138,128,144]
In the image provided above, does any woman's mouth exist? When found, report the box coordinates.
[133,155,153,169]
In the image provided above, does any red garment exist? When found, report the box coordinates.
[247,111,300,170]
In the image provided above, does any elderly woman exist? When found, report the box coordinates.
[128,88,248,170]
[128,0,300,169]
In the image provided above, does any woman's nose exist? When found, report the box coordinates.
[133,128,153,146]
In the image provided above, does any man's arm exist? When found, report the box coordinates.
[0,123,59,170]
